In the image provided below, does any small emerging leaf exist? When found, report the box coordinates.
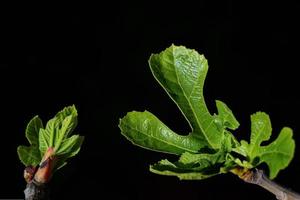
[56,135,84,156]
[259,127,295,179]
[41,118,56,154]
[150,135,233,180]
[25,116,43,146]
[17,146,41,166]
[150,159,217,180]
[54,115,76,152]
[239,112,295,179]
[54,105,78,139]
[249,112,272,157]
[18,105,84,172]
[39,128,50,156]
[215,100,239,130]
[17,116,43,167]
[54,135,84,170]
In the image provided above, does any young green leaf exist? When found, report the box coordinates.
[119,45,239,155]
[17,116,43,166]
[18,105,84,172]
[17,146,41,167]
[54,115,77,152]
[54,105,78,139]
[119,111,202,155]
[119,44,295,180]
[38,106,79,156]
[149,45,237,149]
[150,159,217,180]
[38,128,49,157]
[55,105,78,125]
[39,118,55,155]
[238,112,295,179]
[54,135,84,170]
[25,116,43,146]
[260,128,294,179]
[215,100,240,130]
[150,132,233,180]
[150,147,226,180]
[56,135,84,156]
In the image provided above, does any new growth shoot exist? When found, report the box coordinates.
[119,45,298,200]
[18,105,84,200]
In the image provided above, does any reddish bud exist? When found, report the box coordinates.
[34,147,56,184]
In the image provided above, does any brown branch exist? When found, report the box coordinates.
[232,168,300,200]
[24,180,49,200]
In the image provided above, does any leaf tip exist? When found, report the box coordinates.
[251,111,269,119]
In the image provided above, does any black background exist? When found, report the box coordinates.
[1,1,300,199]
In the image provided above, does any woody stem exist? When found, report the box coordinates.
[24,147,55,200]
[232,168,300,200]
[24,180,49,200]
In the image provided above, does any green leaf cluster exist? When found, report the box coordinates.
[17,105,84,170]
[119,45,295,180]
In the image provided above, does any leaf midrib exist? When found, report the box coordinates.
[259,150,292,158]
[250,121,268,156]
[121,122,198,153]
[170,50,214,148]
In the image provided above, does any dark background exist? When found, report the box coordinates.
[1,1,300,199]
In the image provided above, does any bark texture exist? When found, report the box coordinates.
[240,169,300,200]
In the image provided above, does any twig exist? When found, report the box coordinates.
[24,180,49,200]
[236,168,300,200]
[23,148,55,200]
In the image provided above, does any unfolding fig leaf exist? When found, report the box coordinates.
[119,111,202,155]
[25,116,44,146]
[119,45,295,180]
[150,132,233,180]
[119,45,239,155]
[150,159,217,180]
[18,105,84,171]
[17,116,43,166]
[238,112,295,179]
[17,145,41,167]
[148,45,238,149]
